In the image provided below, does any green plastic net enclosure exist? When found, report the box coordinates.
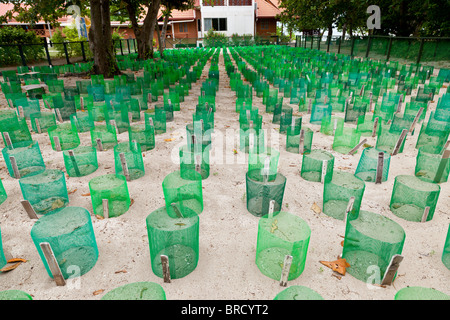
[394,287,449,300]
[246,169,287,217]
[248,147,280,182]
[332,127,362,154]
[30,206,98,280]
[30,112,56,134]
[0,227,7,270]
[90,124,118,151]
[19,169,69,215]
[354,147,391,183]
[146,206,199,279]
[300,149,334,183]
[0,290,33,300]
[179,144,210,180]
[48,123,80,151]
[415,145,450,183]
[88,174,131,218]
[255,211,311,282]
[390,175,441,222]
[114,141,145,181]
[320,116,344,136]
[342,210,405,284]
[376,124,407,155]
[162,170,203,219]
[322,171,365,220]
[273,285,324,300]
[286,127,313,155]
[63,146,98,178]
[2,140,45,179]
[0,179,7,206]
[442,224,450,270]
[101,282,166,300]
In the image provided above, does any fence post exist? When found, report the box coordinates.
[42,37,52,66]
[18,44,27,67]
[417,38,425,65]
[127,38,131,54]
[386,36,393,61]
[80,41,86,61]
[310,36,313,49]
[317,36,321,50]
[327,35,331,53]
[119,39,124,55]
[63,42,70,64]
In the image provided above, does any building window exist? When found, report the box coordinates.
[198,19,201,32]
[203,0,225,6]
[229,0,252,5]
[179,22,188,33]
[204,18,227,32]
[261,19,269,30]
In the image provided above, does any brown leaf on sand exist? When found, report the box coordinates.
[115,269,127,274]
[93,289,104,296]
[0,262,23,272]
[95,215,104,220]
[311,202,321,214]
[82,193,90,196]
[319,258,351,276]
[7,258,27,263]
[164,138,175,142]
[68,188,77,194]
[130,198,135,207]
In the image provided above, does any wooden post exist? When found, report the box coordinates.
[375,152,384,184]
[372,117,379,137]
[348,139,368,155]
[391,129,407,156]
[171,203,184,218]
[68,150,81,176]
[343,197,355,227]
[102,199,109,219]
[35,118,42,134]
[53,136,61,152]
[161,255,171,283]
[408,107,424,134]
[299,129,305,154]
[20,200,38,219]
[421,207,430,223]
[96,138,104,151]
[433,150,450,183]
[279,255,293,287]
[381,254,403,286]
[321,160,328,184]
[39,242,66,286]
[3,132,12,147]
[9,156,20,179]
[119,152,130,181]
[194,154,201,174]
[55,108,63,123]
[268,200,275,219]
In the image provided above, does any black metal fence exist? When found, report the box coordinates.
[295,35,450,69]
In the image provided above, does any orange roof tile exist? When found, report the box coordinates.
[255,0,281,18]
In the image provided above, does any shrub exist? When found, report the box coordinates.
[0,26,45,67]
[204,29,228,47]
[50,24,92,59]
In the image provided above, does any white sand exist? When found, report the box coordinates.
[0,48,449,301]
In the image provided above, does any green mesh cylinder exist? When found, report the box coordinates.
[1,117,32,145]
[274,286,324,300]
[87,103,107,122]
[255,211,311,281]
[415,120,449,150]
[240,128,265,154]
[146,206,199,280]
[0,227,7,270]
[156,103,173,122]
[246,170,286,217]
[48,123,80,151]
[323,171,365,220]
[333,127,362,154]
[356,115,381,137]
[162,170,203,219]
[179,144,210,180]
[354,147,391,183]
[310,103,332,124]
[30,112,56,134]
[0,290,33,300]
[0,179,7,206]
[186,122,212,151]
[144,109,166,135]
[89,174,130,218]
[19,169,69,215]
[394,287,449,300]
[286,127,313,155]
[442,224,450,270]
[2,140,45,178]
[90,124,118,151]
[342,210,405,284]
[390,175,440,222]
[128,124,155,152]
[30,206,98,280]
[114,141,145,181]
[87,84,105,102]
[71,111,94,133]
[321,116,344,136]
[301,149,334,182]
[248,147,280,182]
[63,146,98,177]
[376,124,407,154]
[415,146,450,183]
[101,282,166,300]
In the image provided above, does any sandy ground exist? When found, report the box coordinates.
[0,47,449,302]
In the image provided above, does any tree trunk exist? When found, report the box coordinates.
[89,0,120,77]
[156,19,164,58]
[160,13,170,50]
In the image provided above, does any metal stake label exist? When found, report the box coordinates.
[279,255,293,287]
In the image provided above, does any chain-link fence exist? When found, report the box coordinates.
[295,35,450,69]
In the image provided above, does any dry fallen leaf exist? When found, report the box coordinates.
[68,189,77,194]
[82,193,90,196]
[95,215,104,220]
[311,202,321,214]
[319,258,351,276]
[164,138,175,142]
[0,262,23,272]
[93,289,104,296]
[7,258,27,263]
[115,269,127,274]
[130,198,135,207]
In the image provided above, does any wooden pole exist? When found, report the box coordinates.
[161,255,171,283]
[40,242,66,286]
[279,255,293,287]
